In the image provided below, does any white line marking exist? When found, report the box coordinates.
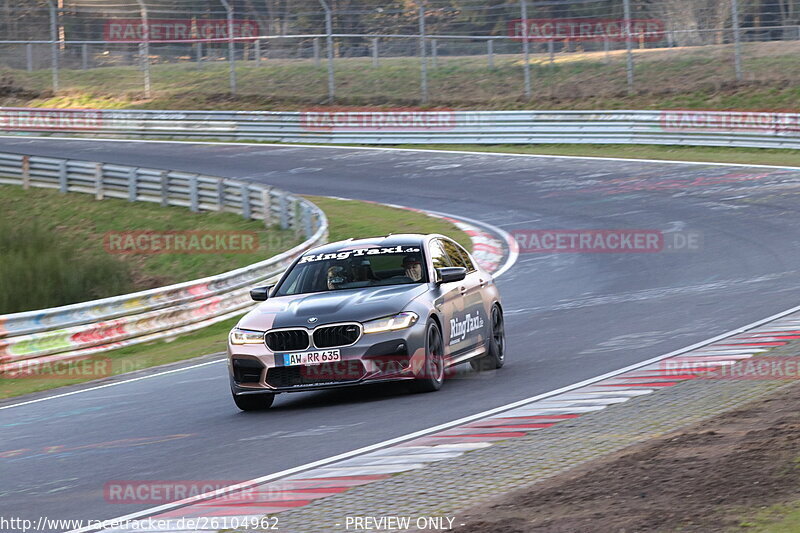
[0,359,225,411]
[2,135,799,170]
[66,301,800,533]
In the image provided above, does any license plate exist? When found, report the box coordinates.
[282,349,341,366]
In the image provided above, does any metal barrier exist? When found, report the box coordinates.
[0,151,328,374]
[1,108,800,149]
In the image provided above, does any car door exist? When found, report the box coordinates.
[438,238,488,355]
[428,239,464,356]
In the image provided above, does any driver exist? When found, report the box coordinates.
[402,255,423,282]
[326,265,348,290]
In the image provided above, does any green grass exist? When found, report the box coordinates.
[738,500,800,531]
[0,195,470,399]
[3,40,800,111]
[404,144,800,168]
[0,186,302,312]
[0,218,133,314]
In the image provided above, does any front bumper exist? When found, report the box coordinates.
[228,321,428,394]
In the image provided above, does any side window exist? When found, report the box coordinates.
[429,240,451,271]
[440,239,470,270]
[454,242,476,272]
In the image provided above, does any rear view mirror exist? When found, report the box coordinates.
[250,286,272,301]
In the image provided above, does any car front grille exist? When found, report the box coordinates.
[266,361,366,388]
[265,329,310,352]
[313,324,361,348]
[232,358,264,384]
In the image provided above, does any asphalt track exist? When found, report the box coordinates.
[1,137,800,529]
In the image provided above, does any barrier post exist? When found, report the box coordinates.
[217,178,226,211]
[21,155,30,190]
[58,160,67,193]
[94,162,104,200]
[159,170,168,207]
[189,176,199,212]
[128,168,137,201]
[261,187,273,227]
[241,184,252,219]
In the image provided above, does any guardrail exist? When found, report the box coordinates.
[1,108,800,149]
[0,151,328,375]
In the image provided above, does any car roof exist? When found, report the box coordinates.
[304,233,436,256]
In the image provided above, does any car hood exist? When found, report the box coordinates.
[238,284,430,331]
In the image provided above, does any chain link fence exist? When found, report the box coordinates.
[1,1,799,105]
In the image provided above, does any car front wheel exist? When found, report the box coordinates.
[412,320,445,393]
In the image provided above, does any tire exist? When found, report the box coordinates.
[232,390,275,411]
[412,320,445,393]
[470,305,505,372]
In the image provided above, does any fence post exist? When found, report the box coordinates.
[419,4,428,104]
[372,38,379,67]
[189,176,199,212]
[261,187,272,227]
[159,171,168,207]
[319,0,335,103]
[94,163,104,200]
[313,38,321,66]
[303,205,313,238]
[196,41,203,67]
[21,155,30,190]
[128,168,137,201]
[240,184,252,219]
[217,178,226,211]
[58,160,67,193]
[731,0,743,81]
[46,0,59,91]
[220,0,237,96]
[487,39,494,68]
[82,43,88,70]
[623,0,634,94]
[26,43,33,72]
[548,40,554,66]
[431,38,438,68]
[255,39,261,64]
[279,192,289,229]
[520,0,532,99]
[291,198,301,234]
[604,36,610,63]
[135,0,151,98]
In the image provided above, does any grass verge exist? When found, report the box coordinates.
[0,195,471,400]
[0,186,302,313]
[2,40,800,111]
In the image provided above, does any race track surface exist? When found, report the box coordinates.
[1,138,799,527]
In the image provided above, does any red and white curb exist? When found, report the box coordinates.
[84,308,800,532]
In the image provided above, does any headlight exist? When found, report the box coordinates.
[229,328,265,345]
[363,312,419,334]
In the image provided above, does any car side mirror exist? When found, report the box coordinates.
[250,286,273,301]
[436,267,467,284]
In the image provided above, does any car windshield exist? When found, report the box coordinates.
[274,244,427,296]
